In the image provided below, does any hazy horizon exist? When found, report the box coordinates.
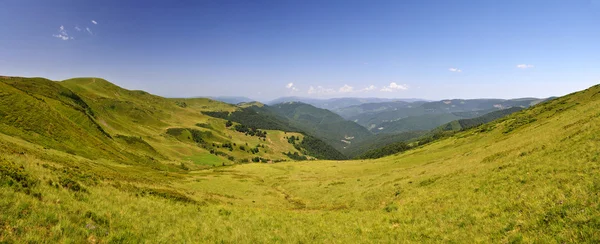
[1,0,599,100]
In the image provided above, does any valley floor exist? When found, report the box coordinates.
[2,100,600,243]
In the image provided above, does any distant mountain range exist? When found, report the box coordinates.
[267,97,427,111]
[339,98,550,134]
[205,96,255,105]
[200,95,551,156]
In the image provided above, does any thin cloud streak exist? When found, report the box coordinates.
[53,25,73,40]
[516,64,534,69]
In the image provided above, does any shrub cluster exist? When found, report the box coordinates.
[285,151,307,161]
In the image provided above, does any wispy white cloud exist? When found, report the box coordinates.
[91,20,98,25]
[86,27,93,35]
[516,64,534,69]
[362,85,376,91]
[285,82,298,91]
[53,25,73,41]
[448,68,462,72]
[74,26,81,31]
[380,82,408,92]
[338,84,354,93]
[305,84,379,95]
[307,86,335,95]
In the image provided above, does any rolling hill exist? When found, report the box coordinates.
[436,106,525,132]
[1,76,599,242]
[203,101,422,158]
[333,100,427,119]
[267,102,373,153]
[357,107,527,159]
[201,103,347,160]
[0,76,316,169]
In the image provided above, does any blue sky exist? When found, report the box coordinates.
[1,0,599,101]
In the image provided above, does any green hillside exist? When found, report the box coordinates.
[268,102,373,153]
[1,77,600,242]
[344,131,427,158]
[345,98,545,133]
[334,100,423,118]
[357,107,526,159]
[202,105,346,160]
[0,76,312,169]
[374,113,467,133]
[437,107,525,132]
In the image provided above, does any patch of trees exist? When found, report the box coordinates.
[251,157,269,163]
[221,142,234,151]
[358,142,411,159]
[175,101,187,108]
[295,135,347,160]
[285,151,307,161]
[166,128,212,144]
[202,111,229,119]
[195,123,211,129]
[209,149,235,161]
[234,124,267,138]
[248,144,264,154]
[286,135,299,144]
[166,128,186,136]
[203,107,298,132]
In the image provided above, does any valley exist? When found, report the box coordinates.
[1,76,599,242]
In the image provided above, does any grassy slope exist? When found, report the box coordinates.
[1,80,600,242]
[436,107,525,132]
[200,104,346,160]
[1,77,305,168]
[374,113,465,133]
[345,131,427,158]
[268,102,372,152]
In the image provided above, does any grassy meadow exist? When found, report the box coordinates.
[1,77,600,242]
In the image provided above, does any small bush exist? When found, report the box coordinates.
[218,209,231,216]
[384,203,399,212]
[84,211,110,226]
[0,160,38,192]
[179,163,189,171]
[59,177,87,192]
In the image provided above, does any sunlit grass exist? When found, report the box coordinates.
[1,78,600,242]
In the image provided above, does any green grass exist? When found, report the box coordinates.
[0,76,306,169]
[185,154,224,166]
[1,77,600,242]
